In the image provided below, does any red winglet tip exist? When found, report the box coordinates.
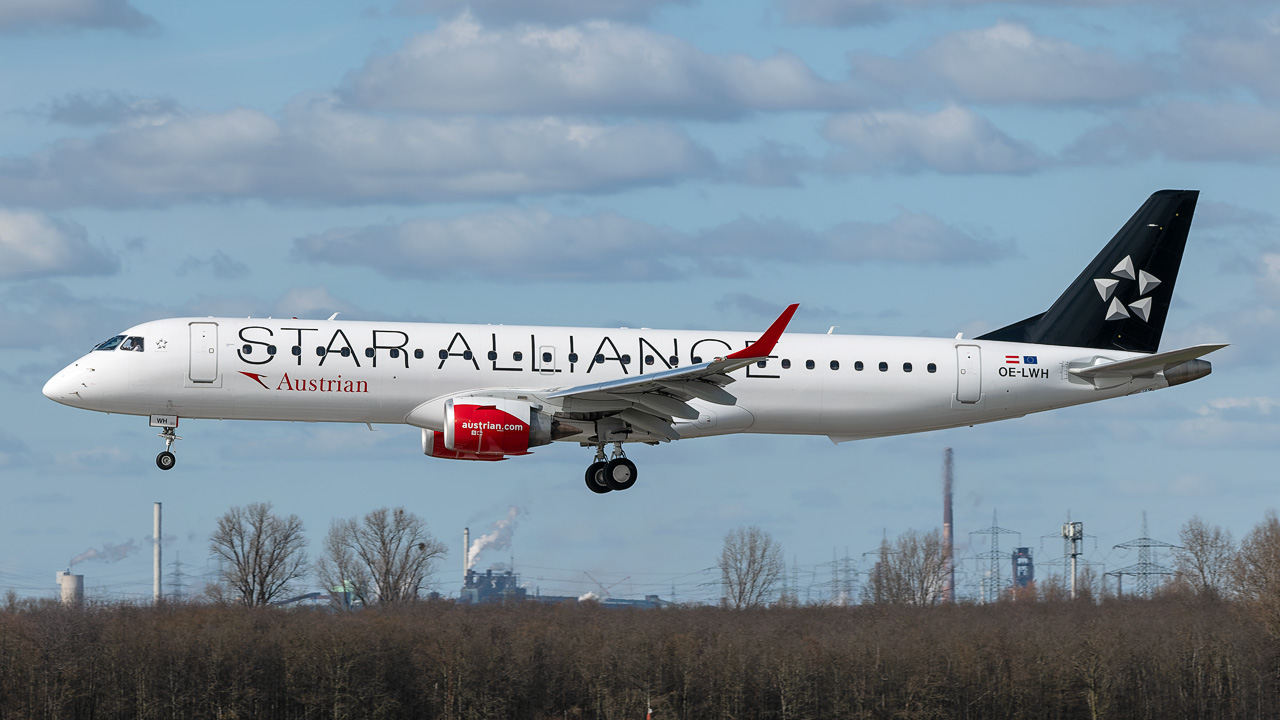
[725,303,799,360]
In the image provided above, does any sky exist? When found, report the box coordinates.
[1,0,1278,604]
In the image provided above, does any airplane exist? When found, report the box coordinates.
[43,189,1224,494]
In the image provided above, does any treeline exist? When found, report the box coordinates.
[1,595,1276,720]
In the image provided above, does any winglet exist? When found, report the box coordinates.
[725,303,799,360]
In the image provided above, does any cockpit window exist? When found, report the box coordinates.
[121,337,144,352]
[93,335,127,351]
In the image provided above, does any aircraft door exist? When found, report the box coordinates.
[955,344,981,403]
[189,322,219,382]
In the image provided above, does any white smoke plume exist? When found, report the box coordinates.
[467,506,522,571]
[70,539,139,566]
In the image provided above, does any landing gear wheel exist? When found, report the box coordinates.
[585,461,611,494]
[604,458,637,491]
[156,451,176,471]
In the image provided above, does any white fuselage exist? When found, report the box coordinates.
[42,316,1163,445]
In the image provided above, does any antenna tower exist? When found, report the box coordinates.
[971,509,1020,602]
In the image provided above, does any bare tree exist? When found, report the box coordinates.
[861,529,948,605]
[209,502,308,606]
[1231,511,1280,634]
[1171,516,1235,599]
[316,507,448,606]
[718,525,783,609]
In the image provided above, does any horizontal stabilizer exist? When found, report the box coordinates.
[1069,343,1227,378]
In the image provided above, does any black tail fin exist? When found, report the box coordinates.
[977,189,1199,354]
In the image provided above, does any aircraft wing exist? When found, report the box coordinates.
[546,304,798,441]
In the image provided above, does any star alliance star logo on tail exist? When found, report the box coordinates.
[1095,254,1160,323]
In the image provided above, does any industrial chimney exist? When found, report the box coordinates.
[57,571,84,606]
[463,527,470,582]
[154,502,162,603]
[943,448,955,603]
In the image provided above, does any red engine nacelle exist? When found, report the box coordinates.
[421,429,507,462]
[443,398,560,458]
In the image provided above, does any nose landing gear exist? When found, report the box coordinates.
[583,443,638,494]
[156,426,181,471]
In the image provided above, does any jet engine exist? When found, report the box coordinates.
[426,397,578,459]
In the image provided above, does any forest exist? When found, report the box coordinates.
[0,593,1276,720]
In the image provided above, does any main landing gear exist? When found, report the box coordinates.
[584,443,637,494]
[156,426,181,471]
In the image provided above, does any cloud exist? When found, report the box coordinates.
[780,0,1275,26]
[1067,102,1280,164]
[294,206,1007,282]
[0,0,154,32]
[725,141,815,187]
[340,16,862,118]
[399,0,691,24]
[0,96,714,208]
[294,208,685,282]
[177,251,250,280]
[823,106,1045,174]
[0,209,119,280]
[272,285,370,320]
[0,429,31,468]
[1183,18,1280,101]
[42,90,180,127]
[850,22,1164,105]
[696,211,1011,264]
[1170,396,1280,448]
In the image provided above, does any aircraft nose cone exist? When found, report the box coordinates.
[43,366,82,405]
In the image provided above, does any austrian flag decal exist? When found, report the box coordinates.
[1005,356,1038,365]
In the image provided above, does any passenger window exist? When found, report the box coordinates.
[669,355,678,366]
[904,362,913,372]
[488,351,498,361]
[757,360,767,368]
[621,354,631,364]
[462,350,473,360]
[365,348,375,358]
[513,351,523,361]
[595,354,606,363]
[830,360,840,370]
[543,352,552,363]
[781,359,791,369]
[805,360,815,370]
[928,363,937,373]
[414,349,424,360]
[390,349,400,359]
[692,356,703,364]
[438,350,448,360]
[316,347,326,356]
[267,345,276,355]
[340,347,351,358]
[855,361,864,371]
[645,355,654,365]
[879,362,888,372]
[568,353,579,363]
[292,346,301,356]
[242,344,253,355]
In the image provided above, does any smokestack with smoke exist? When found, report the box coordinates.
[467,507,522,571]
[70,539,139,567]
